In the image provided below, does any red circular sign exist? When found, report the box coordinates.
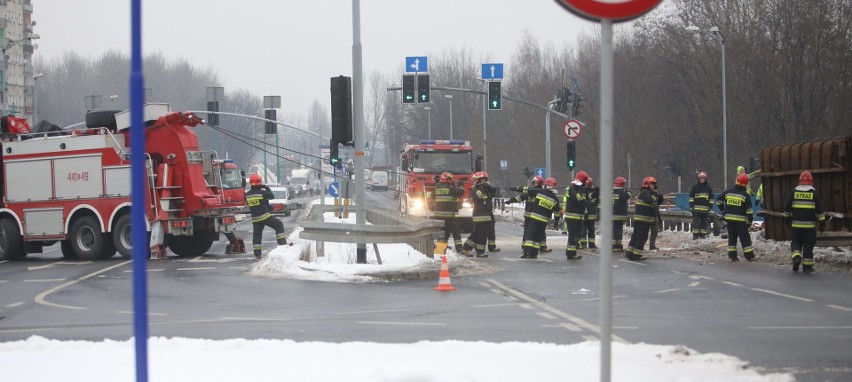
[554,0,662,22]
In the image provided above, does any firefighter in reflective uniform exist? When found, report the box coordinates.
[579,177,599,249]
[563,171,588,260]
[716,173,755,262]
[626,176,657,261]
[517,177,560,259]
[245,174,288,259]
[508,176,544,252]
[784,171,825,272]
[462,171,494,258]
[648,181,664,251]
[433,172,465,252]
[612,176,631,252]
[689,171,714,239]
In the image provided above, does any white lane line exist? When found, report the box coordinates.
[501,258,555,263]
[220,317,290,322]
[618,259,647,266]
[519,303,534,310]
[570,295,628,302]
[560,322,582,332]
[175,267,216,271]
[698,276,714,280]
[335,309,411,315]
[34,260,131,310]
[358,321,446,326]
[5,302,24,308]
[474,303,523,308]
[536,312,558,320]
[613,326,639,330]
[653,289,680,294]
[24,279,66,282]
[689,275,701,280]
[688,282,701,287]
[116,310,167,316]
[722,281,743,287]
[478,282,491,288]
[749,326,852,330]
[751,288,814,302]
[826,304,852,312]
[122,269,164,273]
[0,280,7,283]
[582,335,598,341]
[0,328,56,334]
[228,267,249,270]
[487,279,630,344]
[490,288,502,294]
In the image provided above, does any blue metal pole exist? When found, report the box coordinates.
[130,0,149,381]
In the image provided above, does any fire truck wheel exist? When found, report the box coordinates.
[112,214,133,258]
[69,216,116,260]
[60,240,78,259]
[168,235,214,257]
[0,217,25,260]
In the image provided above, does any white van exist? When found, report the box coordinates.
[370,170,389,191]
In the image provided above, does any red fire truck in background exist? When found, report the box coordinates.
[0,104,249,260]
[397,140,482,230]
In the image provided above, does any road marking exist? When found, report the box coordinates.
[34,260,131,310]
[618,259,647,266]
[697,276,714,280]
[335,309,411,315]
[478,282,491,288]
[490,288,502,294]
[117,310,167,316]
[24,279,67,282]
[722,281,743,287]
[653,289,680,294]
[501,257,555,263]
[519,303,534,310]
[0,260,7,264]
[0,280,7,283]
[228,267,250,270]
[582,335,598,341]
[27,261,94,271]
[751,288,814,302]
[749,326,852,330]
[358,321,446,326]
[537,312,558,320]
[826,304,852,312]
[613,326,639,330]
[689,282,701,287]
[570,295,627,302]
[487,279,630,344]
[560,322,582,331]
[123,269,164,273]
[474,303,522,308]
[175,267,217,271]
[689,275,701,280]
[0,328,55,334]
[5,302,24,308]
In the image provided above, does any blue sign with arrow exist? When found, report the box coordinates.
[405,56,428,73]
[328,181,340,197]
[535,167,546,178]
[481,63,504,80]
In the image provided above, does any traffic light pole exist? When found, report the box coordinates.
[352,0,368,264]
[545,98,560,179]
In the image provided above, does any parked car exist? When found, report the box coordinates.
[267,184,292,216]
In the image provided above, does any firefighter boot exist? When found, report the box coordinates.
[803,258,815,273]
[792,253,802,272]
[254,250,263,259]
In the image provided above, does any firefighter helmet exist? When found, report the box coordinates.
[472,171,489,182]
[440,172,453,182]
[614,176,626,187]
[249,173,263,186]
[698,171,707,179]
[737,165,746,175]
[736,173,749,187]
[586,177,594,187]
[532,175,544,186]
[544,177,557,188]
[798,170,813,186]
[575,171,589,183]
[642,176,657,188]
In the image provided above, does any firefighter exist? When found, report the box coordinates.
[516,177,560,259]
[626,176,657,261]
[784,171,825,273]
[689,171,714,240]
[462,171,495,258]
[648,180,664,251]
[433,172,465,252]
[579,177,599,249]
[612,176,631,252]
[563,171,588,260]
[246,173,288,259]
[716,173,755,262]
[508,176,544,253]
[736,165,759,196]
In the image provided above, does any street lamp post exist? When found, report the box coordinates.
[424,106,431,139]
[444,94,453,140]
[687,25,727,189]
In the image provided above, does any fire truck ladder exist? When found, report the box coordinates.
[156,162,184,219]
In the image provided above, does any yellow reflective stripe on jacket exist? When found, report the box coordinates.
[529,212,551,222]
[792,201,816,209]
[252,213,271,223]
[791,220,817,229]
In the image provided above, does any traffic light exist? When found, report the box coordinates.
[206,100,219,125]
[488,81,502,110]
[330,76,353,144]
[402,74,416,104]
[264,109,277,134]
[572,94,585,117]
[566,140,576,169]
[557,88,572,113]
[417,74,431,103]
[329,144,341,169]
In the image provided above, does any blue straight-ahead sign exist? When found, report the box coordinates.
[534,167,546,178]
[481,63,504,80]
[405,56,428,73]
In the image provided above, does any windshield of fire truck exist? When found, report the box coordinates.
[220,168,243,189]
[411,152,472,174]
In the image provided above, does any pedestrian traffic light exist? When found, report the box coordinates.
[566,140,576,169]
[488,81,502,110]
[206,100,219,125]
[417,74,431,103]
[330,143,341,169]
[572,94,585,117]
[264,109,277,134]
[330,76,353,144]
[402,74,416,104]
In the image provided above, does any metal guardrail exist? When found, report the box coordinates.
[300,204,444,258]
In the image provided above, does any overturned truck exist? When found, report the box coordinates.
[759,135,851,246]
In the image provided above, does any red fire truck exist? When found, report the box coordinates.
[398,140,481,229]
[0,104,248,260]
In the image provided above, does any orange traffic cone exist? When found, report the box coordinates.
[434,254,456,291]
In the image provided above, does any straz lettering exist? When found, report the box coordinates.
[247,198,261,207]
[537,197,555,210]
[435,188,449,195]
[726,196,742,206]
[794,192,813,200]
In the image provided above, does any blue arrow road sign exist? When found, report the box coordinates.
[535,167,546,178]
[405,56,428,73]
[481,63,504,80]
[328,181,340,197]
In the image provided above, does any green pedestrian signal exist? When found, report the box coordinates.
[488,81,502,110]
[402,74,416,104]
[566,140,576,169]
[417,74,431,103]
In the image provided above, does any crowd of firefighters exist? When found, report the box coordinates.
[429,167,826,273]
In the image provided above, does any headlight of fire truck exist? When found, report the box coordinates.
[411,198,424,210]
[462,199,473,210]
